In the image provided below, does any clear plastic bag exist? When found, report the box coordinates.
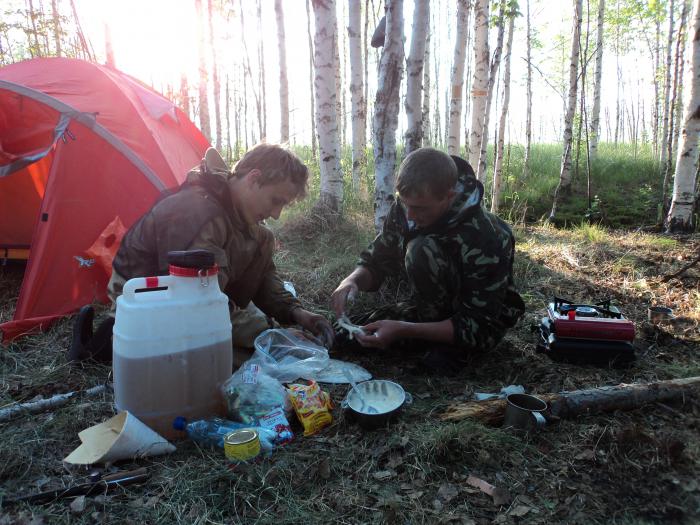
[249,328,330,383]
[221,363,292,424]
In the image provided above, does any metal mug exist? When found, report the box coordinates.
[648,306,674,324]
[503,393,547,433]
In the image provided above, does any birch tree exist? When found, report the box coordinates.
[305,0,317,157]
[468,0,490,167]
[422,30,432,146]
[208,0,222,151]
[51,0,61,56]
[275,0,289,143]
[550,0,583,220]
[665,0,698,232]
[447,0,470,155]
[195,0,211,142]
[523,0,532,178]
[348,0,366,187]
[312,0,342,214]
[404,0,429,154]
[477,0,507,182]
[659,0,675,171]
[589,0,605,161]
[492,10,515,214]
[372,0,405,232]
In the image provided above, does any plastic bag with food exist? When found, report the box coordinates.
[221,363,292,424]
[286,381,333,436]
[249,328,330,382]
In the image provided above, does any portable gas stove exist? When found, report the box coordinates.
[536,297,636,366]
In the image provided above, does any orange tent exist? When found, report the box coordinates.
[0,58,210,341]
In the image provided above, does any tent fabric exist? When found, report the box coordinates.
[0,58,210,342]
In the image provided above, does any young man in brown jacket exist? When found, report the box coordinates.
[71,144,333,361]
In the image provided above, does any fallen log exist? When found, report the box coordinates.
[0,384,108,423]
[441,376,700,425]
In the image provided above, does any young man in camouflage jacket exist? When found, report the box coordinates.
[331,147,524,373]
[71,144,334,361]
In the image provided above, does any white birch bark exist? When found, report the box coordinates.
[491,13,514,214]
[208,0,222,151]
[447,0,470,155]
[550,0,583,220]
[306,0,317,157]
[195,0,211,142]
[348,0,366,188]
[665,0,700,232]
[476,0,506,182]
[372,0,405,232]
[660,0,675,169]
[275,0,290,143]
[312,0,343,213]
[589,0,605,161]
[468,0,490,167]
[523,0,532,178]
[422,30,432,146]
[404,0,430,154]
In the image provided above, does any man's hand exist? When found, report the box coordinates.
[330,278,359,317]
[291,308,335,349]
[354,320,407,349]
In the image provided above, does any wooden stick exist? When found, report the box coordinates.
[662,253,700,282]
[0,384,107,423]
[441,376,700,425]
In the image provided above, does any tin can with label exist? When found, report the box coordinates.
[224,429,260,462]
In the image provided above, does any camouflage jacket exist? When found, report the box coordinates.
[111,165,301,323]
[358,157,525,346]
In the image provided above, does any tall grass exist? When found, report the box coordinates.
[283,142,664,229]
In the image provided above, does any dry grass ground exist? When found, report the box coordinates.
[0,222,698,525]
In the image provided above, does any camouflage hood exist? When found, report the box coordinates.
[406,155,484,235]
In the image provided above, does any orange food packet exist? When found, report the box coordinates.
[286,381,333,436]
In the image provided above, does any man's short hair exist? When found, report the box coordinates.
[396,147,458,198]
[233,143,308,198]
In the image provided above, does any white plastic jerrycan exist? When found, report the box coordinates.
[113,250,233,439]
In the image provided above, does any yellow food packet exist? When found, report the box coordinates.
[286,381,333,436]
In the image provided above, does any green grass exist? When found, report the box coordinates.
[282,141,669,230]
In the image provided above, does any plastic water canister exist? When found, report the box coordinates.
[113,250,233,439]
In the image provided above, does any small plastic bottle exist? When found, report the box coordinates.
[173,416,247,448]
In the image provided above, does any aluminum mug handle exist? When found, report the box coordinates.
[340,398,349,410]
[403,392,413,406]
[532,411,546,427]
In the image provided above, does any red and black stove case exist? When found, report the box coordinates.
[536,297,636,366]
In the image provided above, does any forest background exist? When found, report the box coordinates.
[2,0,699,232]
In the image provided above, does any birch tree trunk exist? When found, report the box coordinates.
[491,13,514,214]
[275,0,290,143]
[348,0,366,188]
[550,0,583,220]
[468,0,490,167]
[51,0,61,56]
[312,0,343,215]
[208,0,222,151]
[660,0,676,170]
[665,0,699,232]
[404,0,429,154]
[589,0,605,161]
[447,0,470,156]
[372,0,404,232]
[306,0,318,158]
[257,0,267,140]
[195,0,211,143]
[523,0,533,178]
[179,73,190,119]
[662,0,689,218]
[477,1,507,182]
[422,30,432,146]
[104,22,115,68]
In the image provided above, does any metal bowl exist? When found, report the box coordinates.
[341,380,412,429]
